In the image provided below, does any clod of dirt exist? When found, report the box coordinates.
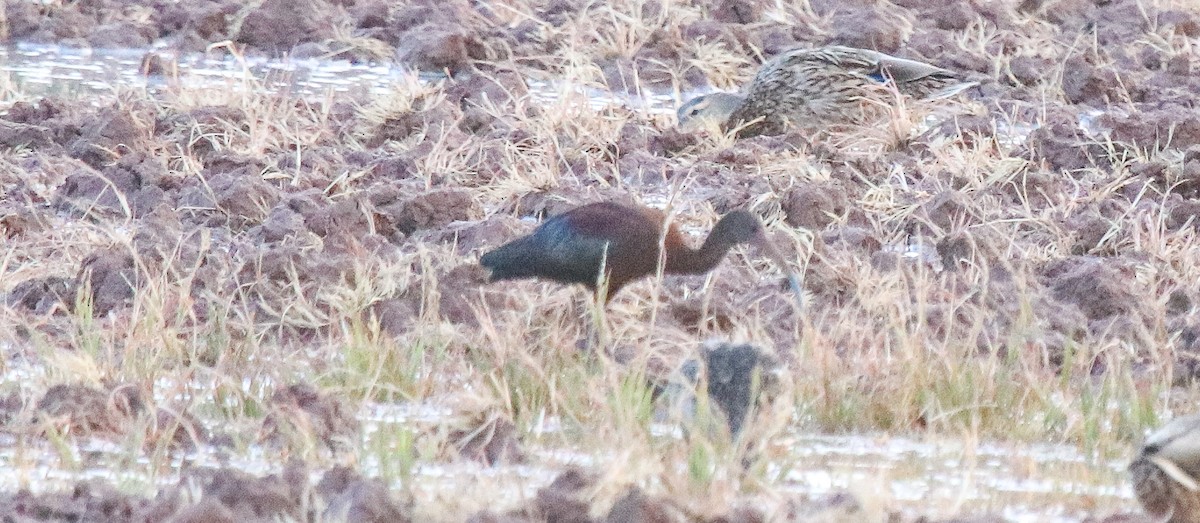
[618,150,672,184]
[648,127,701,157]
[450,412,526,466]
[598,57,644,94]
[430,216,522,257]
[1041,256,1136,321]
[0,480,156,522]
[711,0,762,24]
[6,276,73,314]
[669,300,735,333]
[1166,289,1192,316]
[821,226,883,254]
[1128,157,1200,200]
[459,106,501,135]
[130,204,197,268]
[235,0,336,53]
[928,515,1009,523]
[184,462,307,522]
[430,263,494,325]
[1168,199,1200,231]
[0,391,25,428]
[1170,320,1200,382]
[827,6,910,53]
[534,468,596,523]
[788,491,875,521]
[467,511,537,523]
[34,383,141,437]
[257,205,311,244]
[302,198,375,241]
[1007,56,1055,86]
[55,152,171,218]
[67,104,155,168]
[605,487,685,523]
[927,1,976,30]
[936,231,991,271]
[374,188,482,236]
[782,184,849,231]
[1082,514,1160,523]
[169,497,236,523]
[1158,9,1200,37]
[803,251,858,305]
[395,25,475,72]
[445,70,529,109]
[1065,207,1121,255]
[1099,105,1200,151]
[262,383,360,450]
[931,114,997,148]
[0,120,56,150]
[73,248,138,316]
[164,108,251,161]
[177,169,281,229]
[149,408,208,451]
[87,20,156,48]
[371,298,420,336]
[364,103,463,148]
[1020,113,1106,173]
[919,190,976,231]
[317,466,415,522]
[614,122,653,157]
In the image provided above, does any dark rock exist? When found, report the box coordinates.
[703,342,771,436]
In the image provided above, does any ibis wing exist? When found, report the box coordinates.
[533,217,612,286]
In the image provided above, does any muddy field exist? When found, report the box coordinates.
[3,0,1200,521]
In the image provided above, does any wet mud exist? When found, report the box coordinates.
[3,0,1200,520]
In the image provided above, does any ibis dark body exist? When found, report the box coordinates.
[480,202,766,301]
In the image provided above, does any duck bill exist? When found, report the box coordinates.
[753,235,805,309]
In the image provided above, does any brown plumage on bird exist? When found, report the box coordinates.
[677,45,976,138]
[1131,413,1200,523]
[480,202,804,304]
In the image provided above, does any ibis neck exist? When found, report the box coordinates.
[666,236,736,275]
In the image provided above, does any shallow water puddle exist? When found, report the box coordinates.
[0,43,682,114]
[0,364,1136,516]
[772,434,1129,521]
[0,43,404,101]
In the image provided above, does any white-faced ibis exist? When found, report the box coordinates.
[1130,413,1200,523]
[677,45,975,137]
[480,202,804,304]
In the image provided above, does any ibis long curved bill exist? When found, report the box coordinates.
[751,234,805,310]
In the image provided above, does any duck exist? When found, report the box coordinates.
[677,45,974,138]
[1130,413,1200,523]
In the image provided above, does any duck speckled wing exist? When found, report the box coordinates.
[678,45,973,138]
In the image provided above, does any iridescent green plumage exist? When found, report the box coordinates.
[677,45,974,137]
